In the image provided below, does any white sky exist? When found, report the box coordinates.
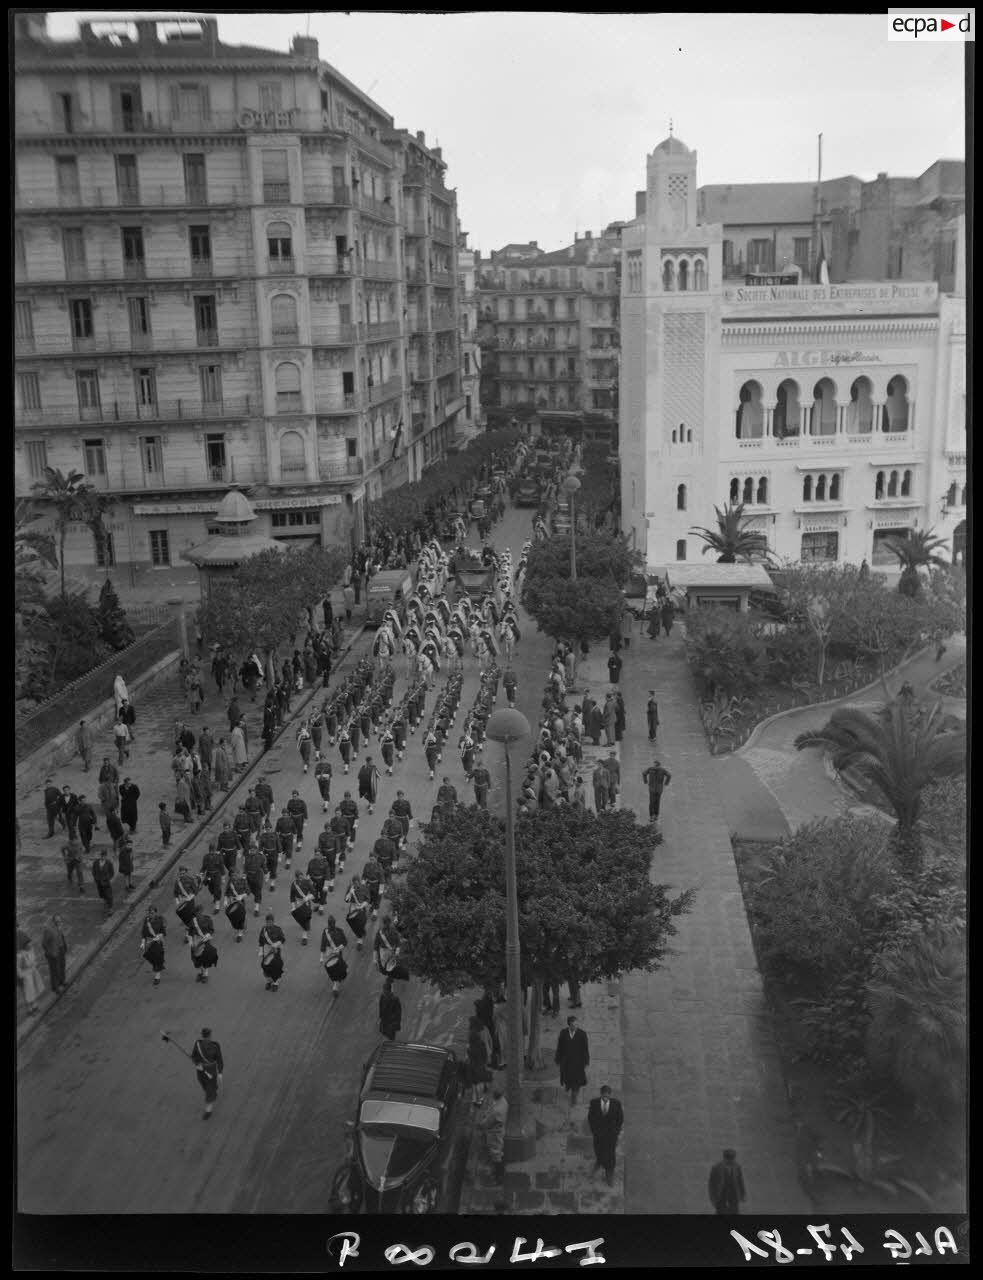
[39,10,968,255]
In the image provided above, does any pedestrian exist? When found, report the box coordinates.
[113,672,129,717]
[120,697,137,742]
[647,692,660,740]
[475,989,502,1068]
[76,795,97,852]
[378,976,402,1040]
[554,1014,590,1105]
[641,759,672,822]
[602,694,617,747]
[175,773,193,824]
[140,905,167,986]
[290,868,315,945]
[357,756,380,815]
[320,915,349,997]
[61,834,85,893]
[614,690,626,742]
[230,721,247,774]
[17,929,44,1015]
[158,801,172,848]
[621,600,634,650]
[191,1028,224,1120]
[343,583,355,621]
[99,756,120,788]
[647,609,660,640]
[258,912,286,991]
[227,695,242,733]
[478,1085,508,1182]
[297,722,313,773]
[607,650,623,685]
[604,751,621,806]
[41,914,69,994]
[117,835,135,893]
[708,1148,747,1215]
[119,777,140,833]
[91,847,115,915]
[587,1085,624,1185]
[213,738,231,790]
[661,600,674,638]
[43,778,64,838]
[113,715,131,765]
[858,558,870,582]
[75,719,94,771]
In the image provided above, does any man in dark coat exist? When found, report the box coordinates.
[191,1027,224,1120]
[554,1015,589,1105]
[708,1148,747,1214]
[119,778,140,833]
[379,977,402,1040]
[606,651,623,685]
[357,757,380,815]
[91,848,115,915]
[44,778,64,837]
[642,760,672,822]
[661,600,675,638]
[75,796,98,852]
[646,692,660,740]
[587,1085,624,1184]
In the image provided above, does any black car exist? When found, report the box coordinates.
[331,1041,461,1214]
[514,478,541,507]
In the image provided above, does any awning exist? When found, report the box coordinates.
[133,494,343,515]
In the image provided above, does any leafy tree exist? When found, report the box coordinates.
[776,563,863,685]
[794,700,966,877]
[389,804,694,1065]
[684,604,767,699]
[96,578,135,651]
[521,574,624,647]
[43,589,111,688]
[523,530,640,590]
[882,527,950,598]
[839,578,925,697]
[920,564,966,649]
[690,501,772,564]
[30,468,111,603]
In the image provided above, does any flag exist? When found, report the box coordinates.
[390,420,403,461]
[814,233,829,286]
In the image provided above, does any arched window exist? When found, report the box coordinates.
[803,475,813,502]
[883,375,910,432]
[888,469,899,498]
[730,477,740,503]
[810,377,837,436]
[274,361,302,412]
[662,259,675,292]
[271,293,298,344]
[953,519,966,564]
[279,428,306,476]
[737,381,764,439]
[687,429,693,442]
[677,483,686,511]
[816,473,827,501]
[875,471,884,499]
[960,485,967,506]
[947,482,958,507]
[693,258,706,291]
[757,476,768,504]
[743,476,754,504]
[267,220,292,267]
[901,469,912,497]
[829,473,840,501]
[774,379,801,438]
[675,539,687,561]
[847,376,873,433]
[671,429,677,443]
[678,260,689,291]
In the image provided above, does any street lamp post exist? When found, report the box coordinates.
[563,473,581,582]
[485,707,536,1163]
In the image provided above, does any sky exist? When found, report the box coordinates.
[39,10,968,255]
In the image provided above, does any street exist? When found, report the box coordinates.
[17,504,551,1214]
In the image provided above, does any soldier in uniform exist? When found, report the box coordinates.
[254,775,274,821]
[232,805,253,855]
[191,1027,224,1120]
[330,806,352,869]
[391,707,407,761]
[140,904,167,986]
[274,806,297,871]
[217,821,240,877]
[338,792,359,850]
[286,790,308,854]
[338,723,353,774]
[424,730,440,780]
[349,716,361,756]
[187,906,218,983]
[243,842,265,917]
[289,868,315,945]
[258,912,286,991]
[373,833,397,891]
[472,762,492,810]
[258,819,280,890]
[344,876,369,950]
[307,843,330,912]
[357,756,380,815]
[320,915,349,997]
[362,855,383,921]
[459,728,476,780]
[381,814,405,860]
[437,777,458,810]
[224,869,249,942]
[244,787,264,837]
[200,841,225,912]
[379,725,396,776]
[173,865,200,928]
[390,792,413,847]
[314,757,333,813]
[503,668,518,708]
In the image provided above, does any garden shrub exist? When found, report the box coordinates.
[684,605,767,700]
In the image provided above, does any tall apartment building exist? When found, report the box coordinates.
[457,233,483,440]
[13,13,462,581]
[620,136,966,575]
[476,228,622,437]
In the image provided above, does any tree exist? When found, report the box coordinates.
[794,701,966,877]
[522,574,624,646]
[30,467,111,603]
[684,604,767,699]
[389,804,694,1066]
[96,578,135,650]
[690,501,772,564]
[523,530,640,590]
[777,563,861,685]
[882,528,950,598]
[839,580,925,698]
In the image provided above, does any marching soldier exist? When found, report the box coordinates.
[424,730,440,781]
[140,904,167,986]
[173,865,200,928]
[224,869,249,942]
[191,1028,224,1120]
[503,668,518,708]
[217,820,240,877]
[459,728,476,780]
[244,787,264,837]
[307,844,330,912]
[258,912,286,991]
[357,756,380,815]
[338,723,353,774]
[381,814,405,859]
[373,833,397,891]
[330,805,352,867]
[286,790,308,854]
[187,906,218,984]
[296,721,314,773]
[338,791,359,850]
[320,915,349,998]
[254,775,274,822]
[274,806,297,871]
[232,805,253,855]
[390,792,413,848]
[290,868,315,945]
[344,876,369,950]
[258,819,280,890]
[349,716,361,756]
[200,840,225,912]
[391,707,407,761]
[243,842,265,917]
[362,855,383,921]
[380,725,396,776]
[314,756,333,812]
[437,777,458,810]
[472,762,492,810]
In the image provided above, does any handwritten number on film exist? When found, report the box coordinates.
[731,1225,958,1263]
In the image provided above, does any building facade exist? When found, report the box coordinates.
[620,136,966,573]
[476,228,622,434]
[13,14,462,581]
[456,233,483,440]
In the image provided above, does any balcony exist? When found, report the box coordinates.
[17,255,249,284]
[318,393,361,415]
[361,259,400,281]
[404,217,428,237]
[262,183,291,204]
[191,256,213,278]
[406,266,429,285]
[196,329,219,347]
[303,184,352,206]
[432,271,454,289]
[311,325,356,346]
[364,320,401,341]
[114,460,264,492]
[15,328,253,357]
[16,184,256,212]
[320,456,364,480]
[307,256,351,278]
[267,255,295,274]
[123,260,146,281]
[367,376,402,406]
[434,355,458,377]
[354,191,396,222]
[271,325,300,345]
[15,395,254,429]
[431,224,454,246]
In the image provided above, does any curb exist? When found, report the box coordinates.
[17,625,367,1050]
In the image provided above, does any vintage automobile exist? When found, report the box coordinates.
[437,510,469,542]
[514,478,541,507]
[452,550,494,601]
[329,1041,461,1214]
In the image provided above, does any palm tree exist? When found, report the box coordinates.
[794,700,966,877]
[690,501,772,564]
[30,468,109,603]
[865,928,966,1114]
[882,527,949,598]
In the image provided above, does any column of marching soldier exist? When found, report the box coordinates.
[140,536,525,1014]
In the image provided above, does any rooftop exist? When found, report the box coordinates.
[661,563,777,590]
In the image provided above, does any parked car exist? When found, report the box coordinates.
[329,1040,462,1214]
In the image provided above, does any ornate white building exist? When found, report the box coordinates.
[620,136,966,575]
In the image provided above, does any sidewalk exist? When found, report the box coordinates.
[15,594,366,1034]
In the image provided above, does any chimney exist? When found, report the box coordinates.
[291,34,319,57]
[636,190,646,217]
[416,131,426,145]
[585,230,592,240]
[530,241,537,249]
